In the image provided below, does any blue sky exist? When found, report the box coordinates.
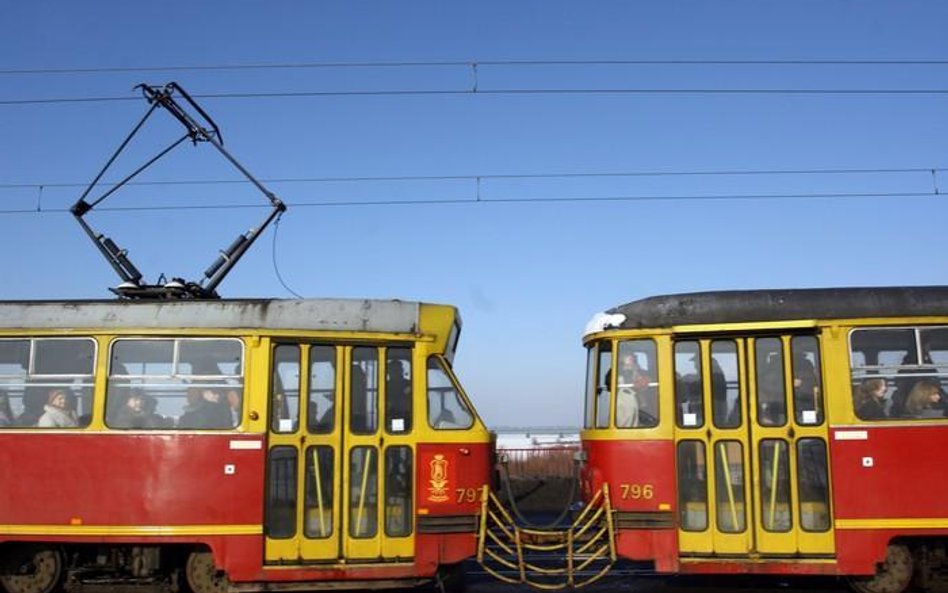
[2,2,948,427]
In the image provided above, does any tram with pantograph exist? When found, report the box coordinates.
[580,286,948,593]
[0,298,490,593]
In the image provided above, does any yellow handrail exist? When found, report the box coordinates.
[354,449,372,537]
[718,441,740,531]
[312,448,327,538]
[768,440,780,529]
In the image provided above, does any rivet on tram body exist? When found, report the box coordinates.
[459,448,470,455]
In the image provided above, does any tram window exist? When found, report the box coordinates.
[791,337,823,425]
[849,327,948,421]
[385,348,412,434]
[0,338,95,429]
[677,440,708,531]
[595,342,613,429]
[107,338,243,430]
[445,321,461,365]
[266,446,298,539]
[584,347,596,429]
[34,339,95,375]
[307,346,336,434]
[271,345,300,433]
[385,446,413,537]
[710,341,741,429]
[426,357,474,430]
[674,341,704,428]
[615,339,658,428]
[713,440,746,533]
[796,439,831,532]
[303,446,334,539]
[755,338,787,427]
[351,347,379,435]
[349,446,379,538]
[758,439,791,532]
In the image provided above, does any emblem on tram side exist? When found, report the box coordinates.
[428,454,450,502]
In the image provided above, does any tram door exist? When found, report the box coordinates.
[673,335,834,558]
[265,343,416,564]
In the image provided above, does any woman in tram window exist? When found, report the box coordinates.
[37,388,79,428]
[855,378,887,420]
[616,353,650,428]
[905,379,945,418]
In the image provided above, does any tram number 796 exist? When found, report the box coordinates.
[619,483,654,500]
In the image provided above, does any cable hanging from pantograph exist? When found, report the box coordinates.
[70,82,286,300]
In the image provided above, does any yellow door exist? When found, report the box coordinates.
[265,343,417,564]
[265,343,342,563]
[673,335,834,558]
[343,345,416,561]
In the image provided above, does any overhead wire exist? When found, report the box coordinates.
[0,189,939,216]
[4,87,948,106]
[4,58,948,76]
[1,166,944,191]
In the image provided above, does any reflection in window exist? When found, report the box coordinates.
[351,347,379,435]
[304,446,334,539]
[595,342,613,429]
[759,439,791,532]
[349,446,378,538]
[674,341,703,428]
[850,327,948,421]
[791,337,823,425]
[385,446,413,537]
[0,338,95,429]
[307,346,335,434]
[271,345,300,433]
[615,340,658,428]
[266,446,297,539]
[797,439,831,532]
[755,338,787,426]
[584,347,596,429]
[107,338,243,430]
[711,341,741,429]
[677,440,707,531]
[426,357,474,429]
[385,348,412,434]
[714,441,746,533]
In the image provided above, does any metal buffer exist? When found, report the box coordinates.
[476,484,617,590]
[71,82,286,299]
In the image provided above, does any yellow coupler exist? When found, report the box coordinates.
[476,484,617,590]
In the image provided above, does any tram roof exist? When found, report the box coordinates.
[0,298,436,333]
[592,286,948,332]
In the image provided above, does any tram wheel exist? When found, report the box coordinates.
[0,546,65,593]
[184,551,229,593]
[849,544,914,593]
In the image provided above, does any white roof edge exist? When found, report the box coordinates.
[583,312,626,338]
[0,299,426,333]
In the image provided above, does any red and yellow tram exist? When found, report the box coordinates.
[581,287,948,593]
[0,298,491,593]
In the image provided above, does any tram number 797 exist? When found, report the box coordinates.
[456,488,479,503]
